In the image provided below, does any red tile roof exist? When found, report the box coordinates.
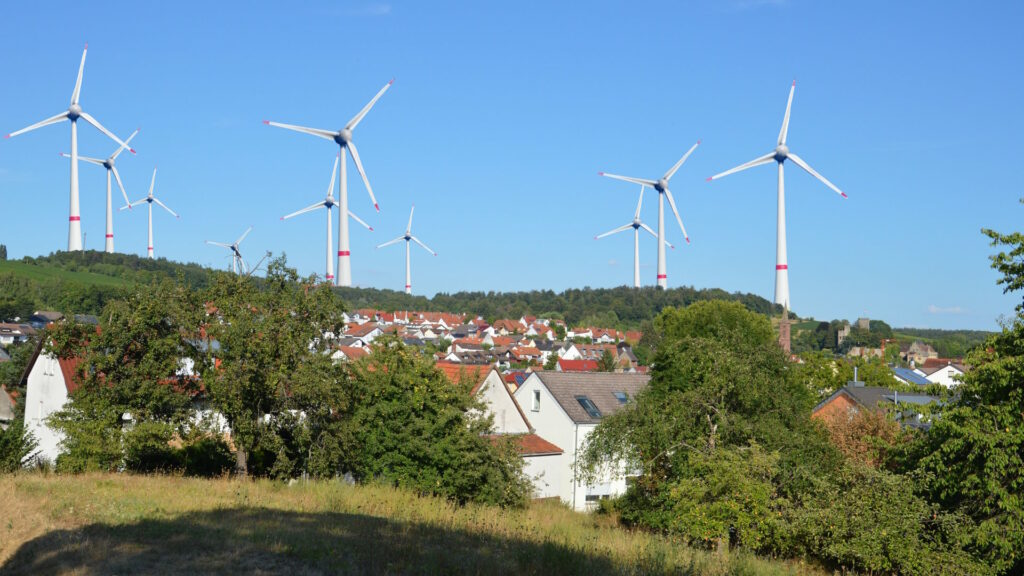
[337,346,369,360]
[487,433,563,456]
[435,361,490,388]
[58,356,85,394]
[345,322,380,338]
[558,358,599,372]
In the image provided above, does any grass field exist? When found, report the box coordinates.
[0,260,130,289]
[0,473,825,575]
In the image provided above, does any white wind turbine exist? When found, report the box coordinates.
[60,128,139,253]
[280,155,374,283]
[6,44,136,251]
[376,205,436,295]
[264,79,393,287]
[206,227,253,275]
[599,140,700,289]
[121,168,178,259]
[706,81,847,309]
[595,185,675,288]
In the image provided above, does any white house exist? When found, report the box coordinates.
[923,363,965,388]
[22,349,80,464]
[512,371,649,510]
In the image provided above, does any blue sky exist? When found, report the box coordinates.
[1,1,1022,330]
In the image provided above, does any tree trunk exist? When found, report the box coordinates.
[235,446,248,478]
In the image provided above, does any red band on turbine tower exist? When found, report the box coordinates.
[657,274,667,279]
[69,216,80,221]
[105,234,113,238]
[776,264,788,270]
[338,251,350,256]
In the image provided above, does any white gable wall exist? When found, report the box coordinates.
[23,352,71,465]
[475,370,530,434]
[926,366,964,388]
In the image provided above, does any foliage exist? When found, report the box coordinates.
[543,351,559,370]
[816,408,913,469]
[597,349,616,372]
[345,339,531,507]
[983,201,1024,312]
[892,328,993,359]
[0,418,38,473]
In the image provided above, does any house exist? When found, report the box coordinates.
[509,346,542,364]
[813,382,939,430]
[435,361,491,387]
[0,323,35,347]
[557,358,599,372]
[0,385,16,430]
[512,371,649,509]
[847,346,883,359]
[344,322,382,346]
[891,366,931,387]
[921,362,965,388]
[20,345,83,464]
[906,341,939,365]
[491,319,520,336]
[28,311,63,329]
[332,346,369,362]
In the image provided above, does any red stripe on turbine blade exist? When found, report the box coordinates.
[776,264,788,270]
[69,216,81,221]
[840,192,848,198]
[338,251,350,256]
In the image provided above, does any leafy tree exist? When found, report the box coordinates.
[0,244,7,260]
[982,200,1024,312]
[344,339,530,507]
[597,349,616,372]
[200,258,346,477]
[0,418,38,472]
[543,352,558,370]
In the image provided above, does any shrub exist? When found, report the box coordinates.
[0,419,38,472]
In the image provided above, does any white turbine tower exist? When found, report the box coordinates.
[122,168,178,259]
[206,227,253,275]
[264,79,393,287]
[594,185,675,288]
[6,44,136,251]
[60,128,139,253]
[376,205,436,295]
[280,156,374,283]
[706,82,847,309]
[599,140,700,289]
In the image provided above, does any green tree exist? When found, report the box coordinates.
[983,200,1024,312]
[0,418,38,472]
[0,244,7,261]
[543,352,558,370]
[597,349,616,372]
[345,339,530,507]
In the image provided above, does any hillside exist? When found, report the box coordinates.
[0,473,819,575]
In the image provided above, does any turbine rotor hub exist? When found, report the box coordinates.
[774,144,789,162]
[68,104,82,119]
[335,128,353,145]
[104,159,114,169]
[655,178,668,191]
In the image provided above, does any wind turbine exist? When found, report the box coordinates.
[594,185,674,288]
[121,168,178,259]
[599,140,700,289]
[264,79,393,287]
[6,44,136,251]
[60,128,139,253]
[376,205,436,295]
[280,155,374,283]
[706,81,847,309]
[206,227,253,275]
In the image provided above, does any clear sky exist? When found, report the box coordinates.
[1,1,1022,330]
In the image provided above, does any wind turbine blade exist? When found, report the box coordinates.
[262,120,335,140]
[598,172,657,187]
[79,112,135,153]
[236,226,253,245]
[7,112,69,138]
[206,240,232,248]
[376,236,405,249]
[148,169,157,197]
[240,255,249,275]
[663,189,690,244]
[61,152,105,166]
[411,236,436,256]
[121,198,147,210]
[348,210,373,231]
[662,140,701,181]
[640,222,674,248]
[71,44,87,105]
[111,128,140,159]
[153,197,179,218]
[326,154,339,198]
[634,185,644,220]
[111,166,132,206]
[594,223,633,240]
[787,153,847,198]
[345,79,394,131]
[281,201,326,220]
[706,151,775,181]
[347,141,379,211]
[778,81,795,146]
[407,204,415,232]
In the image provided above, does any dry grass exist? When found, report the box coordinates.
[0,473,825,575]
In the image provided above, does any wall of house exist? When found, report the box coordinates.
[522,453,563,499]
[812,393,860,423]
[926,367,963,388]
[477,371,530,434]
[23,352,70,465]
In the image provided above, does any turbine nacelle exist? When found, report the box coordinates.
[774,144,789,163]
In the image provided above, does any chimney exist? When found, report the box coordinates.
[848,365,864,387]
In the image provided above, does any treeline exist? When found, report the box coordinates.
[892,328,993,358]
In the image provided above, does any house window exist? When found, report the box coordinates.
[532,389,541,412]
[613,391,628,404]
[576,395,602,419]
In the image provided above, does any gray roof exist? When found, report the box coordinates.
[534,371,649,424]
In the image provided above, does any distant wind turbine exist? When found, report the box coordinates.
[121,168,178,259]
[264,79,393,287]
[280,155,373,283]
[706,81,847,309]
[206,227,253,275]
[599,140,700,289]
[376,204,436,295]
[60,128,140,253]
[595,185,674,288]
[6,44,136,251]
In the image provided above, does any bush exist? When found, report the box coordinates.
[0,419,38,472]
